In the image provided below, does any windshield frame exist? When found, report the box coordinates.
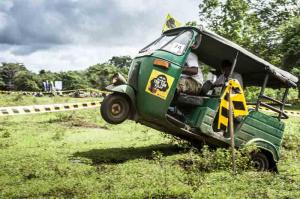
[138,30,194,56]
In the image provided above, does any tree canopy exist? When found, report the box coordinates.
[199,0,300,96]
[0,56,132,92]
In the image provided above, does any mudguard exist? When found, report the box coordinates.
[105,84,136,107]
[245,138,280,161]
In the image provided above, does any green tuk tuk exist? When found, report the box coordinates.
[100,26,298,171]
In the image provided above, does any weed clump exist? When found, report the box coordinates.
[0,128,13,148]
[48,113,80,123]
[177,145,257,173]
[12,94,24,102]
[1,130,11,138]
[52,131,65,141]
[282,134,300,151]
[48,113,103,129]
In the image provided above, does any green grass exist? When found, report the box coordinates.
[0,93,100,107]
[0,95,299,198]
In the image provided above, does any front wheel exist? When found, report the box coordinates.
[100,93,130,124]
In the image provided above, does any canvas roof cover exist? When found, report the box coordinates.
[164,27,298,88]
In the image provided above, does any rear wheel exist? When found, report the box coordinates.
[100,94,130,124]
[251,152,270,171]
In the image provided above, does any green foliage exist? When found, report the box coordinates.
[280,16,300,96]
[59,71,89,90]
[1,128,11,138]
[281,16,300,54]
[0,63,28,90]
[85,63,119,90]
[15,70,41,91]
[12,94,24,102]
[51,129,65,141]
[177,145,257,173]
[108,56,132,68]
[185,21,198,26]
[199,0,298,64]
[199,0,299,96]
[0,63,40,91]
[244,87,299,102]
[0,55,132,92]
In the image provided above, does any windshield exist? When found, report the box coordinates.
[162,31,193,55]
[140,35,176,53]
[139,31,193,55]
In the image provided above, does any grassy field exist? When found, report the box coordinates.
[0,94,299,198]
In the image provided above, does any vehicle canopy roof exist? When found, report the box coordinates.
[164,26,298,88]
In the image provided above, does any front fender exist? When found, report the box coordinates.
[245,138,280,161]
[105,84,135,104]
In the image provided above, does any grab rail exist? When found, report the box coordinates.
[260,102,288,119]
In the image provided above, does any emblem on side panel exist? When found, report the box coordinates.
[145,69,174,100]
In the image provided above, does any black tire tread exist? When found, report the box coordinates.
[100,93,130,124]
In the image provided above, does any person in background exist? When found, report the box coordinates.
[214,60,243,88]
[177,51,204,95]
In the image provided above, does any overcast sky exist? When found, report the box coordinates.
[0,0,201,72]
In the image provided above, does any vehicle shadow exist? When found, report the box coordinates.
[72,144,184,164]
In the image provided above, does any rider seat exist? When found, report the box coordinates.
[177,93,209,106]
[176,80,213,106]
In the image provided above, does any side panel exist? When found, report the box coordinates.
[184,98,220,134]
[235,111,285,159]
[136,56,182,121]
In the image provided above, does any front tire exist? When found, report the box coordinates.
[100,93,130,124]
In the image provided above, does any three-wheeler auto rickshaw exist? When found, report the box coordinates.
[100,26,298,171]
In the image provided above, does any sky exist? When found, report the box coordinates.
[0,0,201,72]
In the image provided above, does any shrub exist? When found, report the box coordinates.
[177,144,257,173]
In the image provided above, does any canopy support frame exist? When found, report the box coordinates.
[255,73,289,120]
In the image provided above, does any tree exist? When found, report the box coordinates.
[59,71,89,90]
[108,56,132,68]
[280,17,300,97]
[0,63,28,90]
[14,71,40,91]
[85,63,120,89]
[198,0,300,100]
[199,0,299,65]
[186,21,198,26]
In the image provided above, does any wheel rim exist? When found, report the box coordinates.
[252,153,269,171]
[253,158,265,171]
[111,103,122,116]
[101,94,130,124]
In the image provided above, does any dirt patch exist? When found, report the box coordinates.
[47,114,108,129]
[70,120,107,129]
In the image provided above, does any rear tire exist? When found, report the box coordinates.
[100,93,130,124]
[251,152,270,171]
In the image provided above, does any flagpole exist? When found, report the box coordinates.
[228,83,236,174]
[229,52,239,79]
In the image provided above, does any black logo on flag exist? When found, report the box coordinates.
[166,18,176,29]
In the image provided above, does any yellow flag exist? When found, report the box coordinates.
[218,79,248,130]
[162,14,182,32]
